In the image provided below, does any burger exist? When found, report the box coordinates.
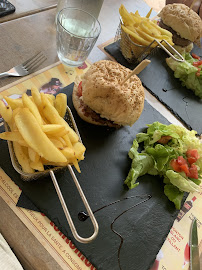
[158,3,202,52]
[72,60,144,127]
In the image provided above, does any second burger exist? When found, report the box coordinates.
[72,60,144,127]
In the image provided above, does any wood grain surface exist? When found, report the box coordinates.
[0,0,57,23]
[0,8,58,89]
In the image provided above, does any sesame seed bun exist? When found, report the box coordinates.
[159,4,202,46]
[72,60,144,127]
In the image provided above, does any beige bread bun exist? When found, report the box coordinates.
[81,60,144,126]
[72,75,120,127]
[159,4,202,45]
[167,42,194,54]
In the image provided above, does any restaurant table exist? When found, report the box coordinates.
[0,0,201,269]
[0,0,57,23]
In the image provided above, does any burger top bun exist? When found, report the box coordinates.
[159,4,202,45]
[81,60,144,126]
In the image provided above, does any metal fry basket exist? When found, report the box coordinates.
[4,106,99,244]
[115,22,185,64]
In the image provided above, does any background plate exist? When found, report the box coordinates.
[104,42,202,134]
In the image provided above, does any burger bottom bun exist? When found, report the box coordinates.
[72,76,120,128]
[167,43,194,55]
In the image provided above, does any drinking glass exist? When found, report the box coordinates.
[56,7,101,67]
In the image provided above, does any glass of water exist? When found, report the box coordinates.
[56,7,101,67]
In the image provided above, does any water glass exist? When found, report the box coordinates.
[56,7,101,67]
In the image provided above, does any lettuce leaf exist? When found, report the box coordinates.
[166,53,202,99]
[125,139,157,189]
[125,122,202,209]
[166,170,200,193]
[164,184,184,210]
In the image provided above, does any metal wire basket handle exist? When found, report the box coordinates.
[150,39,184,62]
[50,167,99,244]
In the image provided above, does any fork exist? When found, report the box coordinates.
[0,52,47,78]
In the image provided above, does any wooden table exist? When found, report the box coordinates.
[0,0,57,23]
[2,1,200,270]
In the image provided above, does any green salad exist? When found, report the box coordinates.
[125,122,202,209]
[166,52,202,99]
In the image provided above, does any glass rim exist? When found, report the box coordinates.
[57,7,101,39]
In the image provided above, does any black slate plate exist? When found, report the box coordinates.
[104,41,202,134]
[0,84,186,270]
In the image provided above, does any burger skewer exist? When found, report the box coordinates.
[189,0,198,12]
[120,59,151,85]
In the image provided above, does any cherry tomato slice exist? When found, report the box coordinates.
[192,53,201,60]
[170,159,181,172]
[186,149,199,160]
[189,164,198,179]
[187,156,197,165]
[180,164,189,176]
[77,81,82,97]
[177,156,187,165]
[193,60,202,67]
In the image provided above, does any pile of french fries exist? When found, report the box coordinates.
[119,4,174,47]
[0,88,86,174]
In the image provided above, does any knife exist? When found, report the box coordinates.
[190,218,200,270]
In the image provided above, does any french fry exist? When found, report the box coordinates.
[73,142,86,159]
[146,8,152,18]
[140,20,161,37]
[60,147,75,159]
[58,136,67,147]
[54,93,67,118]
[0,131,27,145]
[122,25,151,46]
[28,147,40,163]
[22,93,43,125]
[0,101,12,124]
[119,4,134,26]
[14,108,67,163]
[4,97,23,110]
[31,87,42,110]
[13,142,34,173]
[46,94,55,106]
[41,124,67,136]
[78,155,85,161]
[133,10,140,17]
[41,93,79,143]
[41,158,70,167]
[30,160,44,171]
[150,20,172,38]
[48,137,64,149]
[63,134,73,147]
[72,159,81,173]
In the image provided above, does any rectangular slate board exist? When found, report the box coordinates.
[0,84,186,270]
[104,41,202,134]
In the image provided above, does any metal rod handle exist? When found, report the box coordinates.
[154,39,185,62]
[50,168,99,244]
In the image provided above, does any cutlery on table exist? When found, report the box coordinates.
[0,52,46,78]
[190,218,200,270]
